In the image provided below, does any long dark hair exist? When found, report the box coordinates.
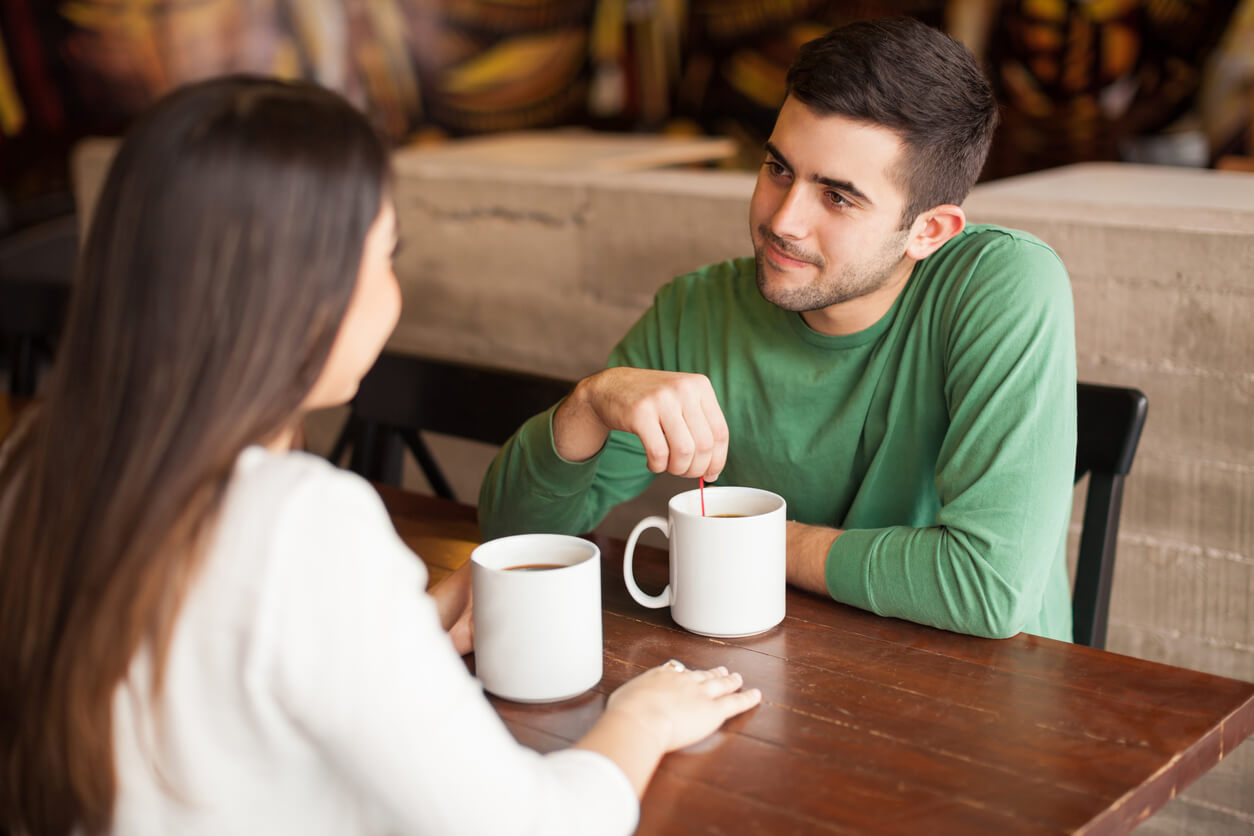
[786,16,999,226]
[0,75,390,836]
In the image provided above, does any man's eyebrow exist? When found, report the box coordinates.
[763,141,874,207]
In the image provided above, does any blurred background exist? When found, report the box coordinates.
[0,0,1251,236]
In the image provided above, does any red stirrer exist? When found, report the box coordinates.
[699,477,706,516]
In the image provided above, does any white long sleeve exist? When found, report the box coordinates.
[110,447,637,836]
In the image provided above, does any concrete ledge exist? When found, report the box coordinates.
[966,162,1254,228]
[391,150,754,378]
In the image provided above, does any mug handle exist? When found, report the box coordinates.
[623,515,671,608]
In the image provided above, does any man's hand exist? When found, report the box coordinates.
[553,367,729,480]
[786,520,842,595]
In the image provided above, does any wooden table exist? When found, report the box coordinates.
[378,485,1254,836]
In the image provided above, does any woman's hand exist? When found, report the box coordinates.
[429,560,473,655]
[606,661,761,753]
[574,660,760,797]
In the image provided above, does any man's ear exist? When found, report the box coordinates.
[905,204,965,261]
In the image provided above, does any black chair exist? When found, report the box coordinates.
[329,351,574,499]
[1072,382,1148,649]
[0,215,77,396]
[0,279,70,396]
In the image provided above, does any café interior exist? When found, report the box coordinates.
[1,2,1252,834]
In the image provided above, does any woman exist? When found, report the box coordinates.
[0,76,759,836]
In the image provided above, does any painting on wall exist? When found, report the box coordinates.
[0,0,1249,226]
[983,0,1245,177]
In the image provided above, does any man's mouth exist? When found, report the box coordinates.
[763,239,813,269]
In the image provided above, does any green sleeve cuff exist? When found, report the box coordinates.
[824,528,880,614]
[515,401,604,497]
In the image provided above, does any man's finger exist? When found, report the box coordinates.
[632,418,671,473]
[700,391,730,479]
[658,407,697,477]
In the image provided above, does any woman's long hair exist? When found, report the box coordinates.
[0,76,390,836]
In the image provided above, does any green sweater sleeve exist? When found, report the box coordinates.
[825,238,1077,639]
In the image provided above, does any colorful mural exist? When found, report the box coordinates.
[0,0,1250,225]
[983,0,1245,176]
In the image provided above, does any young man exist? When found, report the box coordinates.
[478,17,1077,641]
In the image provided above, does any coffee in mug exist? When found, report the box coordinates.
[471,534,602,702]
[623,486,786,637]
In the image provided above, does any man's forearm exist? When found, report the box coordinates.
[785,520,842,595]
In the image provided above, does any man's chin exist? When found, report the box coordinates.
[754,262,817,313]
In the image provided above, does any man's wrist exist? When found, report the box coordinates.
[785,520,841,595]
[552,377,611,463]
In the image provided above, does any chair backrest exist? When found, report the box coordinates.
[353,352,574,445]
[0,279,71,396]
[0,215,77,396]
[332,351,574,497]
[1072,382,1148,649]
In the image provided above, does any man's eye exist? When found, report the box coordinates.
[826,191,850,207]
[765,160,787,177]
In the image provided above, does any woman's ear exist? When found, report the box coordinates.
[905,204,966,261]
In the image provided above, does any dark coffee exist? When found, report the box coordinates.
[504,563,565,571]
[709,513,747,518]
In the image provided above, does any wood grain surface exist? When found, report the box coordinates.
[377,484,1254,836]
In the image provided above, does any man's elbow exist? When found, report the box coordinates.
[972,618,1024,641]
[940,534,1039,639]
[964,594,1034,640]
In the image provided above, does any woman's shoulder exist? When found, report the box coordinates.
[228,447,386,524]
[233,445,367,492]
[213,447,409,582]
[195,448,427,664]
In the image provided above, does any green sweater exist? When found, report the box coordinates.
[479,225,1077,641]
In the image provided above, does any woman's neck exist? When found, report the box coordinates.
[263,417,305,453]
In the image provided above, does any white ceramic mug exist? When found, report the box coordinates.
[471,534,602,703]
[623,486,786,637]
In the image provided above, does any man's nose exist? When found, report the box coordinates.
[769,184,811,241]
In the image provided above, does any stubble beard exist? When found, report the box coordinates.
[753,225,910,313]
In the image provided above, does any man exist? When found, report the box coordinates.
[478,17,1077,641]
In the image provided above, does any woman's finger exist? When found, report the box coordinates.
[719,687,762,716]
[700,671,744,696]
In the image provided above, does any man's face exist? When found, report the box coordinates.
[749,96,917,335]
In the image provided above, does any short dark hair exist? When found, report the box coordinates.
[786,17,998,226]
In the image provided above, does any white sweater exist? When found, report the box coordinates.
[109,447,637,835]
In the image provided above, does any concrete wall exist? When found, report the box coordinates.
[385,154,755,378]
[72,140,1254,833]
